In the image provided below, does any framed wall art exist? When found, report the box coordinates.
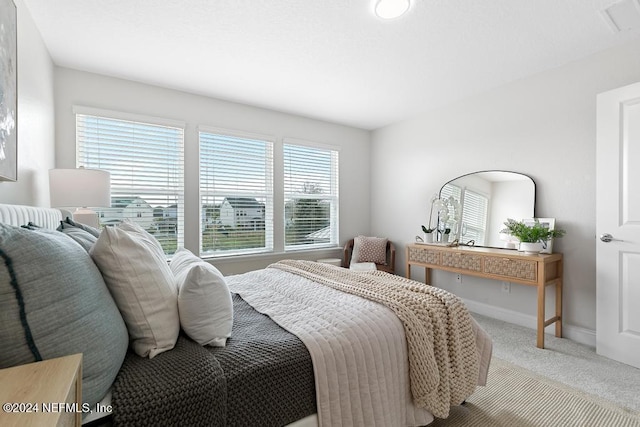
[0,0,17,181]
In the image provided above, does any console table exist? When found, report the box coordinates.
[406,243,563,349]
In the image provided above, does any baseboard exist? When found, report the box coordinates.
[463,299,596,349]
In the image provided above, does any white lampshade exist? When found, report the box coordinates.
[49,168,111,208]
[49,168,111,228]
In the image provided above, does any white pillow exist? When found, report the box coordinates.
[90,220,179,358]
[170,248,233,347]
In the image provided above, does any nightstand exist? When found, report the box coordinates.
[0,353,83,427]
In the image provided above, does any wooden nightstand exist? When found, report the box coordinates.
[0,354,83,427]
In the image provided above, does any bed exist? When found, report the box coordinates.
[0,203,492,427]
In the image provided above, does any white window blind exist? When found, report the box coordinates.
[460,189,489,245]
[284,141,339,250]
[199,129,274,256]
[440,184,488,245]
[440,184,462,221]
[76,111,185,255]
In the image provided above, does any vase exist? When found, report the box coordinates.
[423,232,434,243]
[440,233,449,243]
[519,242,543,254]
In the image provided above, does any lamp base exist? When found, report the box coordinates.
[72,208,100,229]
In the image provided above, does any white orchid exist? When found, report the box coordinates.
[422,194,442,233]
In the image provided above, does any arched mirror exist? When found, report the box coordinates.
[439,171,536,248]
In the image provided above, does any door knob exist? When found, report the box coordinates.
[600,233,622,243]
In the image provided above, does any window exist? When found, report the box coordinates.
[199,129,274,256]
[75,108,185,255]
[284,141,339,250]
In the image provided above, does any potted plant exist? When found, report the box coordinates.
[439,227,451,243]
[501,218,566,254]
[421,224,436,243]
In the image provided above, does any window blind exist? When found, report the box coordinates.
[199,129,274,256]
[440,184,462,221]
[460,189,489,245]
[440,184,489,245]
[76,111,185,255]
[283,141,339,250]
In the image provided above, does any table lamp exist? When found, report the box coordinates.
[49,168,111,228]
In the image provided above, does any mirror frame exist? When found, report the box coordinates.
[439,170,536,249]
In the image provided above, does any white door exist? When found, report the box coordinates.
[596,82,640,369]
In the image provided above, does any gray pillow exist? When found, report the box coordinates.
[0,224,128,407]
[57,221,99,252]
[58,217,101,237]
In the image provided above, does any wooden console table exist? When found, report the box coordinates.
[406,243,563,349]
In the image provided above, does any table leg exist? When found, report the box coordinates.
[537,279,545,349]
[555,259,563,338]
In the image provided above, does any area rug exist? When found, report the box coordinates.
[430,357,640,427]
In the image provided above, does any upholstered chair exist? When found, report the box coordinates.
[342,237,395,274]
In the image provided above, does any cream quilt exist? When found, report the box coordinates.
[227,261,491,426]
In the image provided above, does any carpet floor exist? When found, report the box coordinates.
[472,313,640,413]
[431,358,640,427]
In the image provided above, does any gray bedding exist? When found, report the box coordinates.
[111,293,317,426]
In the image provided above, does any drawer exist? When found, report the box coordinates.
[441,252,482,272]
[408,246,441,265]
[484,257,537,282]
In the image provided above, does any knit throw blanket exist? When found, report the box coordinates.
[269,260,480,418]
[111,294,316,426]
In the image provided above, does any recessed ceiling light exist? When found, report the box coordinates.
[374,0,411,20]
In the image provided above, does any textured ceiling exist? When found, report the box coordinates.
[22,0,640,130]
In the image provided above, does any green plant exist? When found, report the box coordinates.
[501,218,566,243]
[439,227,451,236]
[421,224,435,234]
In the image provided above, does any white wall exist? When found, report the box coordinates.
[0,0,55,205]
[54,68,371,274]
[371,38,640,345]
